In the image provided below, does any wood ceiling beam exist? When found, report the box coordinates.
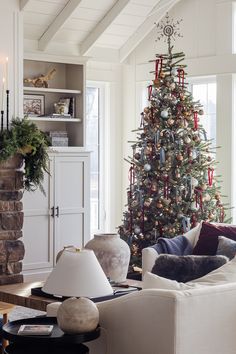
[119,0,182,63]
[20,0,30,11]
[38,0,82,51]
[80,0,131,56]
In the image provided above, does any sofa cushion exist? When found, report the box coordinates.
[217,236,236,260]
[143,255,236,290]
[190,254,236,285]
[143,271,196,290]
[192,222,236,255]
[151,254,228,282]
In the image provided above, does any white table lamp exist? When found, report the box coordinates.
[42,249,113,297]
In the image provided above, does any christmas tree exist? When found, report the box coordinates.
[119,14,227,267]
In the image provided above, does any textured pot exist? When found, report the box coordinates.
[57,297,99,334]
[85,233,130,282]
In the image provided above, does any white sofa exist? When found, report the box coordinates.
[142,222,202,277]
[47,282,236,354]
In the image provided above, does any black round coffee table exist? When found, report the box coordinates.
[2,316,100,354]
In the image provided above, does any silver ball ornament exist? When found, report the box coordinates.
[134,226,141,235]
[160,110,169,119]
[144,163,151,172]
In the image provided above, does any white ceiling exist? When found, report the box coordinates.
[21,0,181,62]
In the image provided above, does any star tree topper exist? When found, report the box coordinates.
[155,13,183,53]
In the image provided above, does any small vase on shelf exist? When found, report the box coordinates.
[85,233,130,283]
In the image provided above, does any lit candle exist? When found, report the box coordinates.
[1,77,5,112]
[5,57,8,90]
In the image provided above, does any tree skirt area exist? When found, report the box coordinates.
[8,306,45,321]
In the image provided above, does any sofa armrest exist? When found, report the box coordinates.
[88,289,178,354]
[88,283,236,354]
[142,247,158,277]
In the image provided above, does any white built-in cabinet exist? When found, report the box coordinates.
[22,58,91,281]
[23,149,90,281]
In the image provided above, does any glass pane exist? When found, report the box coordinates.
[207,83,216,114]
[192,82,216,144]
[192,84,207,107]
[86,87,99,231]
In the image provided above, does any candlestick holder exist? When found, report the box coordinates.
[6,89,9,130]
[1,110,3,131]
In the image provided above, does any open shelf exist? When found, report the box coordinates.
[24,87,81,94]
[28,116,82,122]
[24,59,85,147]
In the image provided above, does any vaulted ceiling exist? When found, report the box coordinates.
[21,0,181,62]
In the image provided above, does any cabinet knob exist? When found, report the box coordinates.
[56,206,60,217]
[51,206,55,217]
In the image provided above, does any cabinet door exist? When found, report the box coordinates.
[54,155,90,260]
[22,157,54,272]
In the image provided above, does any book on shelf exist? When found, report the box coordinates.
[18,324,53,336]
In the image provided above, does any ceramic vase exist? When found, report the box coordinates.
[85,233,130,283]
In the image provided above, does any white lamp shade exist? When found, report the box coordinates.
[42,249,113,297]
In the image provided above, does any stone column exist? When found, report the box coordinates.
[0,154,25,284]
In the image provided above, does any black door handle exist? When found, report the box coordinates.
[51,206,55,217]
[56,206,59,217]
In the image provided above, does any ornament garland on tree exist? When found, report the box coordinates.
[119,13,229,267]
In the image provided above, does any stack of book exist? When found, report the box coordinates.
[49,131,68,146]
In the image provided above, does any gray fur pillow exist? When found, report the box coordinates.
[151,254,228,283]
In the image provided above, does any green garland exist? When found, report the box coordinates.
[0,117,50,192]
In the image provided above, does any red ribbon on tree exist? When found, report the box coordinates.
[160,56,163,71]
[208,168,214,186]
[187,147,191,157]
[148,85,153,101]
[178,68,185,88]
[155,59,159,80]
[194,112,198,130]
[129,164,135,187]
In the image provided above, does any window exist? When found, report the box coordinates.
[86,83,106,234]
[189,78,217,143]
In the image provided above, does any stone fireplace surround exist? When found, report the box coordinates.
[0,155,25,284]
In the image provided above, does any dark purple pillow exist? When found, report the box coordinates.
[192,222,236,255]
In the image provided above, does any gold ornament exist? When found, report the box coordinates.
[176,154,183,161]
[159,71,165,79]
[143,107,149,114]
[215,192,221,200]
[167,118,174,126]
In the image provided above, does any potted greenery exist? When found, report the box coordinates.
[0,117,50,192]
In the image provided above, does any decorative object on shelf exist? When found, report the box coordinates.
[57,297,99,334]
[85,234,131,283]
[48,131,68,147]
[0,117,49,192]
[42,248,113,297]
[54,101,68,115]
[23,94,45,117]
[23,68,56,88]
